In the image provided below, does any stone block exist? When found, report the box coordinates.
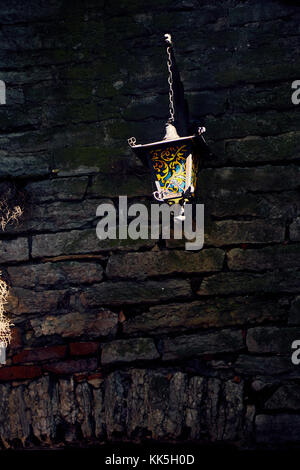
[228,245,300,271]
[8,261,103,288]
[123,296,285,336]
[247,327,300,354]
[30,310,118,339]
[101,338,159,365]
[198,270,300,296]
[32,229,155,258]
[80,279,192,306]
[0,238,28,263]
[162,329,243,361]
[106,249,225,279]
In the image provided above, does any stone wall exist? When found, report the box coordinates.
[0,0,299,449]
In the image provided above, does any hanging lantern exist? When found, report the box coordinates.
[128,34,210,218]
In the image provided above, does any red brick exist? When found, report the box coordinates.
[87,372,103,387]
[203,354,214,361]
[69,342,99,357]
[74,372,87,382]
[87,371,102,380]
[233,376,241,384]
[10,327,23,350]
[12,345,67,364]
[0,365,42,381]
[43,358,97,375]
[74,370,102,383]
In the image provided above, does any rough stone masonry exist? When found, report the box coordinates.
[0,0,299,449]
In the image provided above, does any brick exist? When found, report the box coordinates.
[247,327,300,354]
[256,415,300,443]
[31,229,155,258]
[0,238,28,263]
[87,172,152,198]
[230,83,293,114]
[229,2,297,25]
[69,342,99,356]
[25,177,88,202]
[43,358,97,375]
[204,191,300,220]
[12,345,67,364]
[289,296,300,324]
[9,327,22,350]
[123,94,166,121]
[30,310,118,339]
[80,279,192,306]
[0,124,48,147]
[86,371,103,388]
[74,372,88,383]
[186,57,299,93]
[124,295,285,336]
[53,145,126,176]
[0,155,51,179]
[9,199,111,233]
[265,385,300,411]
[106,249,224,279]
[8,261,103,288]
[74,372,103,388]
[224,132,300,165]
[162,329,244,361]
[228,245,300,271]
[188,89,229,118]
[0,2,61,23]
[0,365,42,381]
[204,110,300,140]
[234,356,295,376]
[198,270,300,296]
[101,338,159,365]
[199,165,300,193]
[206,220,284,246]
[0,106,36,130]
[6,287,68,315]
[290,217,300,241]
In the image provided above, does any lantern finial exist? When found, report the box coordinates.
[164,33,172,45]
[163,122,180,140]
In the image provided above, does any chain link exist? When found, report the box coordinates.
[166,45,175,123]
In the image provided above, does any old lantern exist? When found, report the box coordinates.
[128,34,210,218]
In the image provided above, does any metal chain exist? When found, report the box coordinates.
[165,34,175,123]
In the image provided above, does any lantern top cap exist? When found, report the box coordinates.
[128,126,206,149]
[128,134,196,149]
